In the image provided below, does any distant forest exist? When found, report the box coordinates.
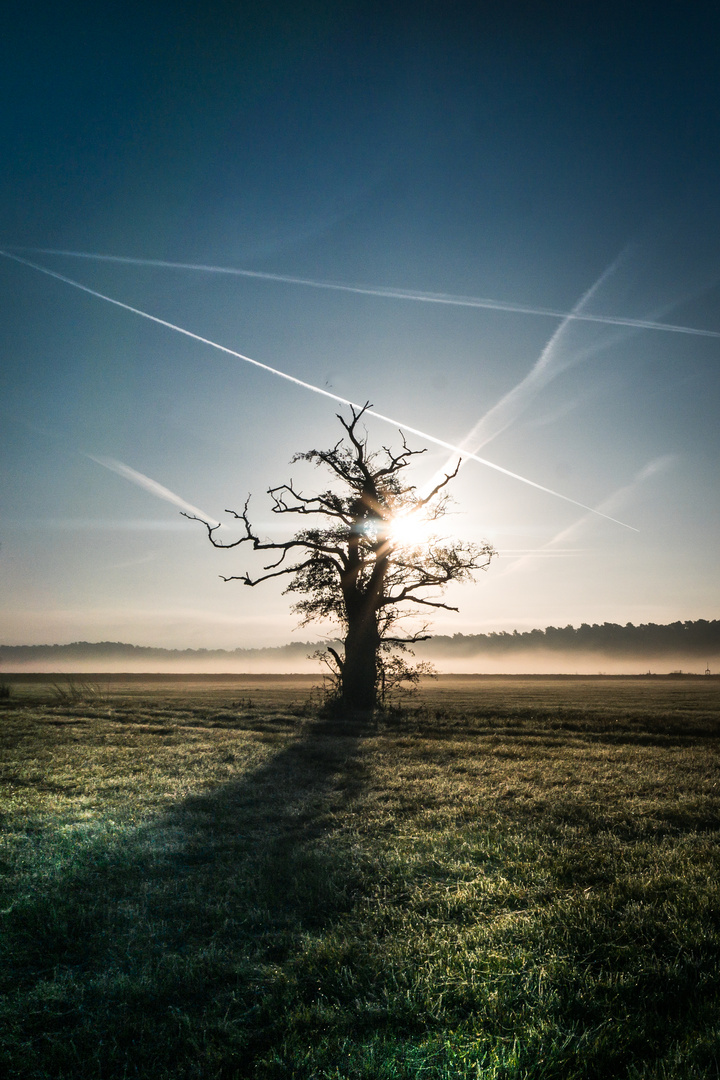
[425,620,720,657]
[2,620,719,664]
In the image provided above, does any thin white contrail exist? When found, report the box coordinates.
[423,253,628,496]
[7,245,720,339]
[0,249,636,529]
[496,455,676,578]
[540,455,676,551]
[454,254,627,453]
[86,454,221,526]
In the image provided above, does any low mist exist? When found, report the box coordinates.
[1,620,718,676]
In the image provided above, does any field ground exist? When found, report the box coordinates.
[1,676,719,1078]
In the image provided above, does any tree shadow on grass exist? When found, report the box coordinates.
[4,710,720,1080]
[1,715,374,1079]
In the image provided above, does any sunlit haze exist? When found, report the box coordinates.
[1,3,719,668]
[387,511,437,551]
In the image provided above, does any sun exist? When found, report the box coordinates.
[387,509,434,548]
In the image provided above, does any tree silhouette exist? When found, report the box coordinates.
[185,405,495,710]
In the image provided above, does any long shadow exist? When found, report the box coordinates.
[2,714,373,1078]
[5,709,719,1079]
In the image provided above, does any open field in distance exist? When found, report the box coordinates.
[1,677,719,1078]
[4,671,720,712]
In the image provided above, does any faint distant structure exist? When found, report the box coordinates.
[706,663,712,676]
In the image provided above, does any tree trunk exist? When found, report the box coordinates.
[342,617,380,711]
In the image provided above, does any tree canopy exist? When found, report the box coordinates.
[186,405,495,709]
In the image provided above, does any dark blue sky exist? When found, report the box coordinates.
[5,3,720,273]
[2,1,719,652]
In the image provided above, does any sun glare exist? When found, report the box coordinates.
[387,510,434,548]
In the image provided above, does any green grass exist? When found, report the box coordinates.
[1,677,719,1078]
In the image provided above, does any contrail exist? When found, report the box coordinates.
[451,254,628,453]
[540,455,676,551]
[87,454,221,526]
[497,455,676,578]
[7,245,720,339]
[423,253,629,496]
[0,249,636,529]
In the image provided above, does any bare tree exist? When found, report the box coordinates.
[185,405,495,711]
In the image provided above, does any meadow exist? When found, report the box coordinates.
[1,675,719,1079]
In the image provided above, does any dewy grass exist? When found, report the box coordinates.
[0,678,719,1079]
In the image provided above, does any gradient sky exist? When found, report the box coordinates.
[1,1,719,650]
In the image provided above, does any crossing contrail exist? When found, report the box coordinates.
[423,252,630,497]
[6,245,720,339]
[496,455,676,578]
[451,254,628,452]
[0,248,637,529]
[86,454,221,526]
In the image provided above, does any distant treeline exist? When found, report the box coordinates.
[1,620,719,663]
[0,640,325,663]
[422,620,720,657]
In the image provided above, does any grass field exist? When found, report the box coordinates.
[1,675,719,1079]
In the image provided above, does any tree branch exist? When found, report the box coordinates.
[381,633,432,644]
[384,595,460,611]
[327,646,344,672]
[414,458,462,509]
[267,483,352,523]
[221,555,319,587]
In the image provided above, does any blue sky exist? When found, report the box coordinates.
[1,1,719,650]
